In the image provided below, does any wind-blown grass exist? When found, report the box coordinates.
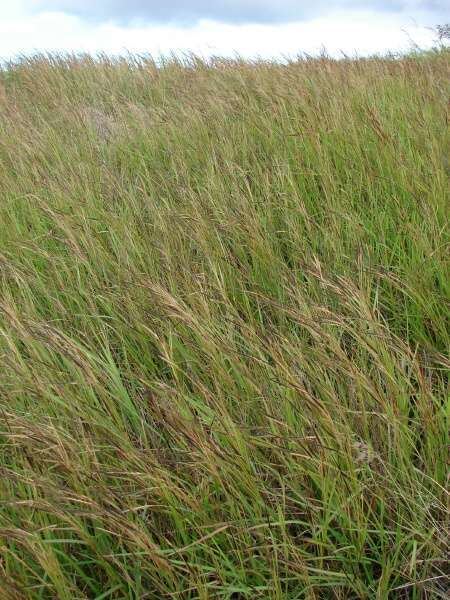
[0,51,448,599]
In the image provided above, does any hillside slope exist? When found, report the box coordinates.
[0,52,449,598]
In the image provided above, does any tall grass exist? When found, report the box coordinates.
[0,50,448,599]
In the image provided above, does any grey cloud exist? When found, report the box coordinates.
[27,1,450,24]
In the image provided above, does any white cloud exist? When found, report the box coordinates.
[24,1,450,25]
[0,4,440,62]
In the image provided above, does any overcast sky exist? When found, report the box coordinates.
[1,1,448,61]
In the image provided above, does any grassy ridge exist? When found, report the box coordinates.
[0,51,448,598]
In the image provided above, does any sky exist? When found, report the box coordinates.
[1,1,448,61]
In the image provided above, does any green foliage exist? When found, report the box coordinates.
[0,51,448,599]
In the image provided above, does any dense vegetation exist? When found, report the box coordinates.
[0,50,448,599]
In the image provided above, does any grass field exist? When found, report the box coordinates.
[0,49,449,599]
